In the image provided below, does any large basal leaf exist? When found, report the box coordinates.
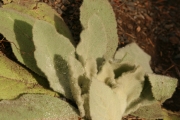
[0,3,74,77]
[0,9,45,76]
[68,56,86,117]
[123,75,155,116]
[114,43,153,73]
[33,20,75,99]
[0,52,57,100]
[3,2,74,43]
[0,94,79,119]
[111,43,178,118]
[79,0,118,60]
[132,102,164,119]
[76,14,107,64]
[146,73,177,103]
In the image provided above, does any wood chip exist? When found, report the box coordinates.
[136,26,141,32]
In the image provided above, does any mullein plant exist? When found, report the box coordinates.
[0,0,178,119]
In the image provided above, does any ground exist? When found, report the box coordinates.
[0,0,180,119]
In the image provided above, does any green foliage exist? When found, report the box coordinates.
[68,56,85,116]
[0,0,178,119]
[0,8,40,74]
[76,14,107,64]
[3,2,74,42]
[114,42,152,73]
[69,43,177,120]
[33,20,75,99]
[89,78,123,120]
[0,52,57,100]
[0,2,74,77]
[163,110,180,120]
[131,102,163,119]
[0,94,79,119]
[80,0,118,60]
[147,73,178,103]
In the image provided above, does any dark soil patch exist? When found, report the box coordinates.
[0,0,180,119]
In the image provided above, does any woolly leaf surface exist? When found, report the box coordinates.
[0,52,57,100]
[114,43,152,73]
[77,14,107,64]
[80,0,118,60]
[0,9,44,76]
[68,56,85,117]
[89,79,123,120]
[132,102,163,119]
[3,2,74,42]
[33,20,75,99]
[0,94,79,119]
[146,73,177,103]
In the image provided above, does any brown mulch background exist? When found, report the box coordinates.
[0,0,180,119]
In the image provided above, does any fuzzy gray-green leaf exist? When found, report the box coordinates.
[97,61,115,86]
[113,66,145,107]
[114,43,152,73]
[0,52,57,100]
[3,2,74,43]
[33,20,75,99]
[89,78,123,120]
[68,56,85,116]
[132,102,163,119]
[0,9,45,76]
[0,94,79,119]
[79,0,118,60]
[146,73,177,103]
[76,14,107,64]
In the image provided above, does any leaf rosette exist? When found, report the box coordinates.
[0,0,178,119]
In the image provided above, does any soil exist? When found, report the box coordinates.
[0,0,180,119]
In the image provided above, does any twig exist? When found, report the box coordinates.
[175,66,180,78]
[0,38,20,51]
[162,64,175,74]
[147,38,155,48]
[125,33,136,39]
[0,38,5,48]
